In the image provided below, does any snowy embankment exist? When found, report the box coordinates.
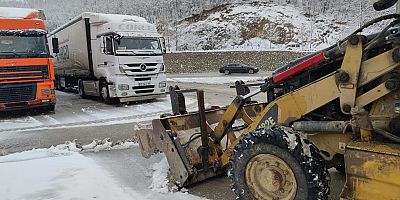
[168,76,265,84]
[172,1,390,51]
[0,142,204,200]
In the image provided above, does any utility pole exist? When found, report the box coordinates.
[175,0,179,51]
[175,26,178,51]
[359,1,363,27]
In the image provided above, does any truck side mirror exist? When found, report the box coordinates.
[52,38,59,54]
[161,37,166,54]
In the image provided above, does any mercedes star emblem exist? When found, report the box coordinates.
[139,63,147,71]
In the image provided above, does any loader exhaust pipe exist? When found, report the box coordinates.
[293,121,352,133]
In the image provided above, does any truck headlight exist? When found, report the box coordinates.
[118,84,130,90]
[119,65,126,73]
[42,89,55,95]
[159,81,167,88]
[160,64,166,72]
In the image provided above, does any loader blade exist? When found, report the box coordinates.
[135,127,158,159]
[340,142,400,200]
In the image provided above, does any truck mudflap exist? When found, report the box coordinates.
[341,142,400,200]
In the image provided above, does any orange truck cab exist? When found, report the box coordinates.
[0,7,56,111]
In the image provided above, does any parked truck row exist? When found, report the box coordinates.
[48,12,167,104]
[0,8,167,112]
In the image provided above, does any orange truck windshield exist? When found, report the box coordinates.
[0,34,49,58]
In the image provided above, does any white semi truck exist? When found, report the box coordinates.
[48,12,167,103]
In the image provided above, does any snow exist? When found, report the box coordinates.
[0,116,43,131]
[168,76,264,84]
[0,145,204,200]
[283,128,298,150]
[0,143,78,163]
[81,138,138,152]
[149,157,171,193]
[0,7,37,18]
[0,148,142,200]
[0,92,196,133]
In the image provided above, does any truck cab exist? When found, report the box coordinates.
[49,13,167,103]
[0,7,56,111]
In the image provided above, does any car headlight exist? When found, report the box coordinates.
[159,81,167,88]
[42,89,55,95]
[118,84,130,90]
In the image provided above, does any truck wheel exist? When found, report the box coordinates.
[100,81,112,104]
[47,105,55,112]
[225,70,230,75]
[229,127,330,200]
[335,164,346,174]
[78,80,87,98]
[55,78,61,91]
[248,69,254,74]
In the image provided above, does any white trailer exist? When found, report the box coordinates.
[48,12,167,103]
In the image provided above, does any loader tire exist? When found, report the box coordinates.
[229,127,330,200]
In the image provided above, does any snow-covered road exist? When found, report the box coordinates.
[0,91,181,133]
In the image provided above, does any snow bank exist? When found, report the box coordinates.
[81,139,139,152]
[0,146,141,200]
[0,142,79,163]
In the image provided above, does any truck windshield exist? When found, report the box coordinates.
[0,35,49,58]
[115,37,161,54]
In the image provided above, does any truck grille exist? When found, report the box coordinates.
[0,83,36,103]
[0,65,49,82]
[124,63,158,75]
[132,85,155,94]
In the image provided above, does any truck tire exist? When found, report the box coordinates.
[100,81,112,104]
[229,127,330,200]
[335,164,346,174]
[47,105,55,112]
[225,70,230,75]
[78,80,87,98]
[55,77,61,91]
[248,69,254,74]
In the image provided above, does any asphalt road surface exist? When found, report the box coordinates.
[0,72,345,199]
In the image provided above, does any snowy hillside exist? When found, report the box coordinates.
[0,0,396,51]
[171,1,395,51]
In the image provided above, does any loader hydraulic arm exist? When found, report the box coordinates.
[212,51,329,143]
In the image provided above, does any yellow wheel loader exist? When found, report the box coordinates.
[136,1,400,199]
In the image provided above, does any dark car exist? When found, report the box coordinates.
[219,63,259,75]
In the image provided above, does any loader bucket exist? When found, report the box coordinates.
[135,87,265,187]
[340,142,400,200]
[136,110,228,187]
